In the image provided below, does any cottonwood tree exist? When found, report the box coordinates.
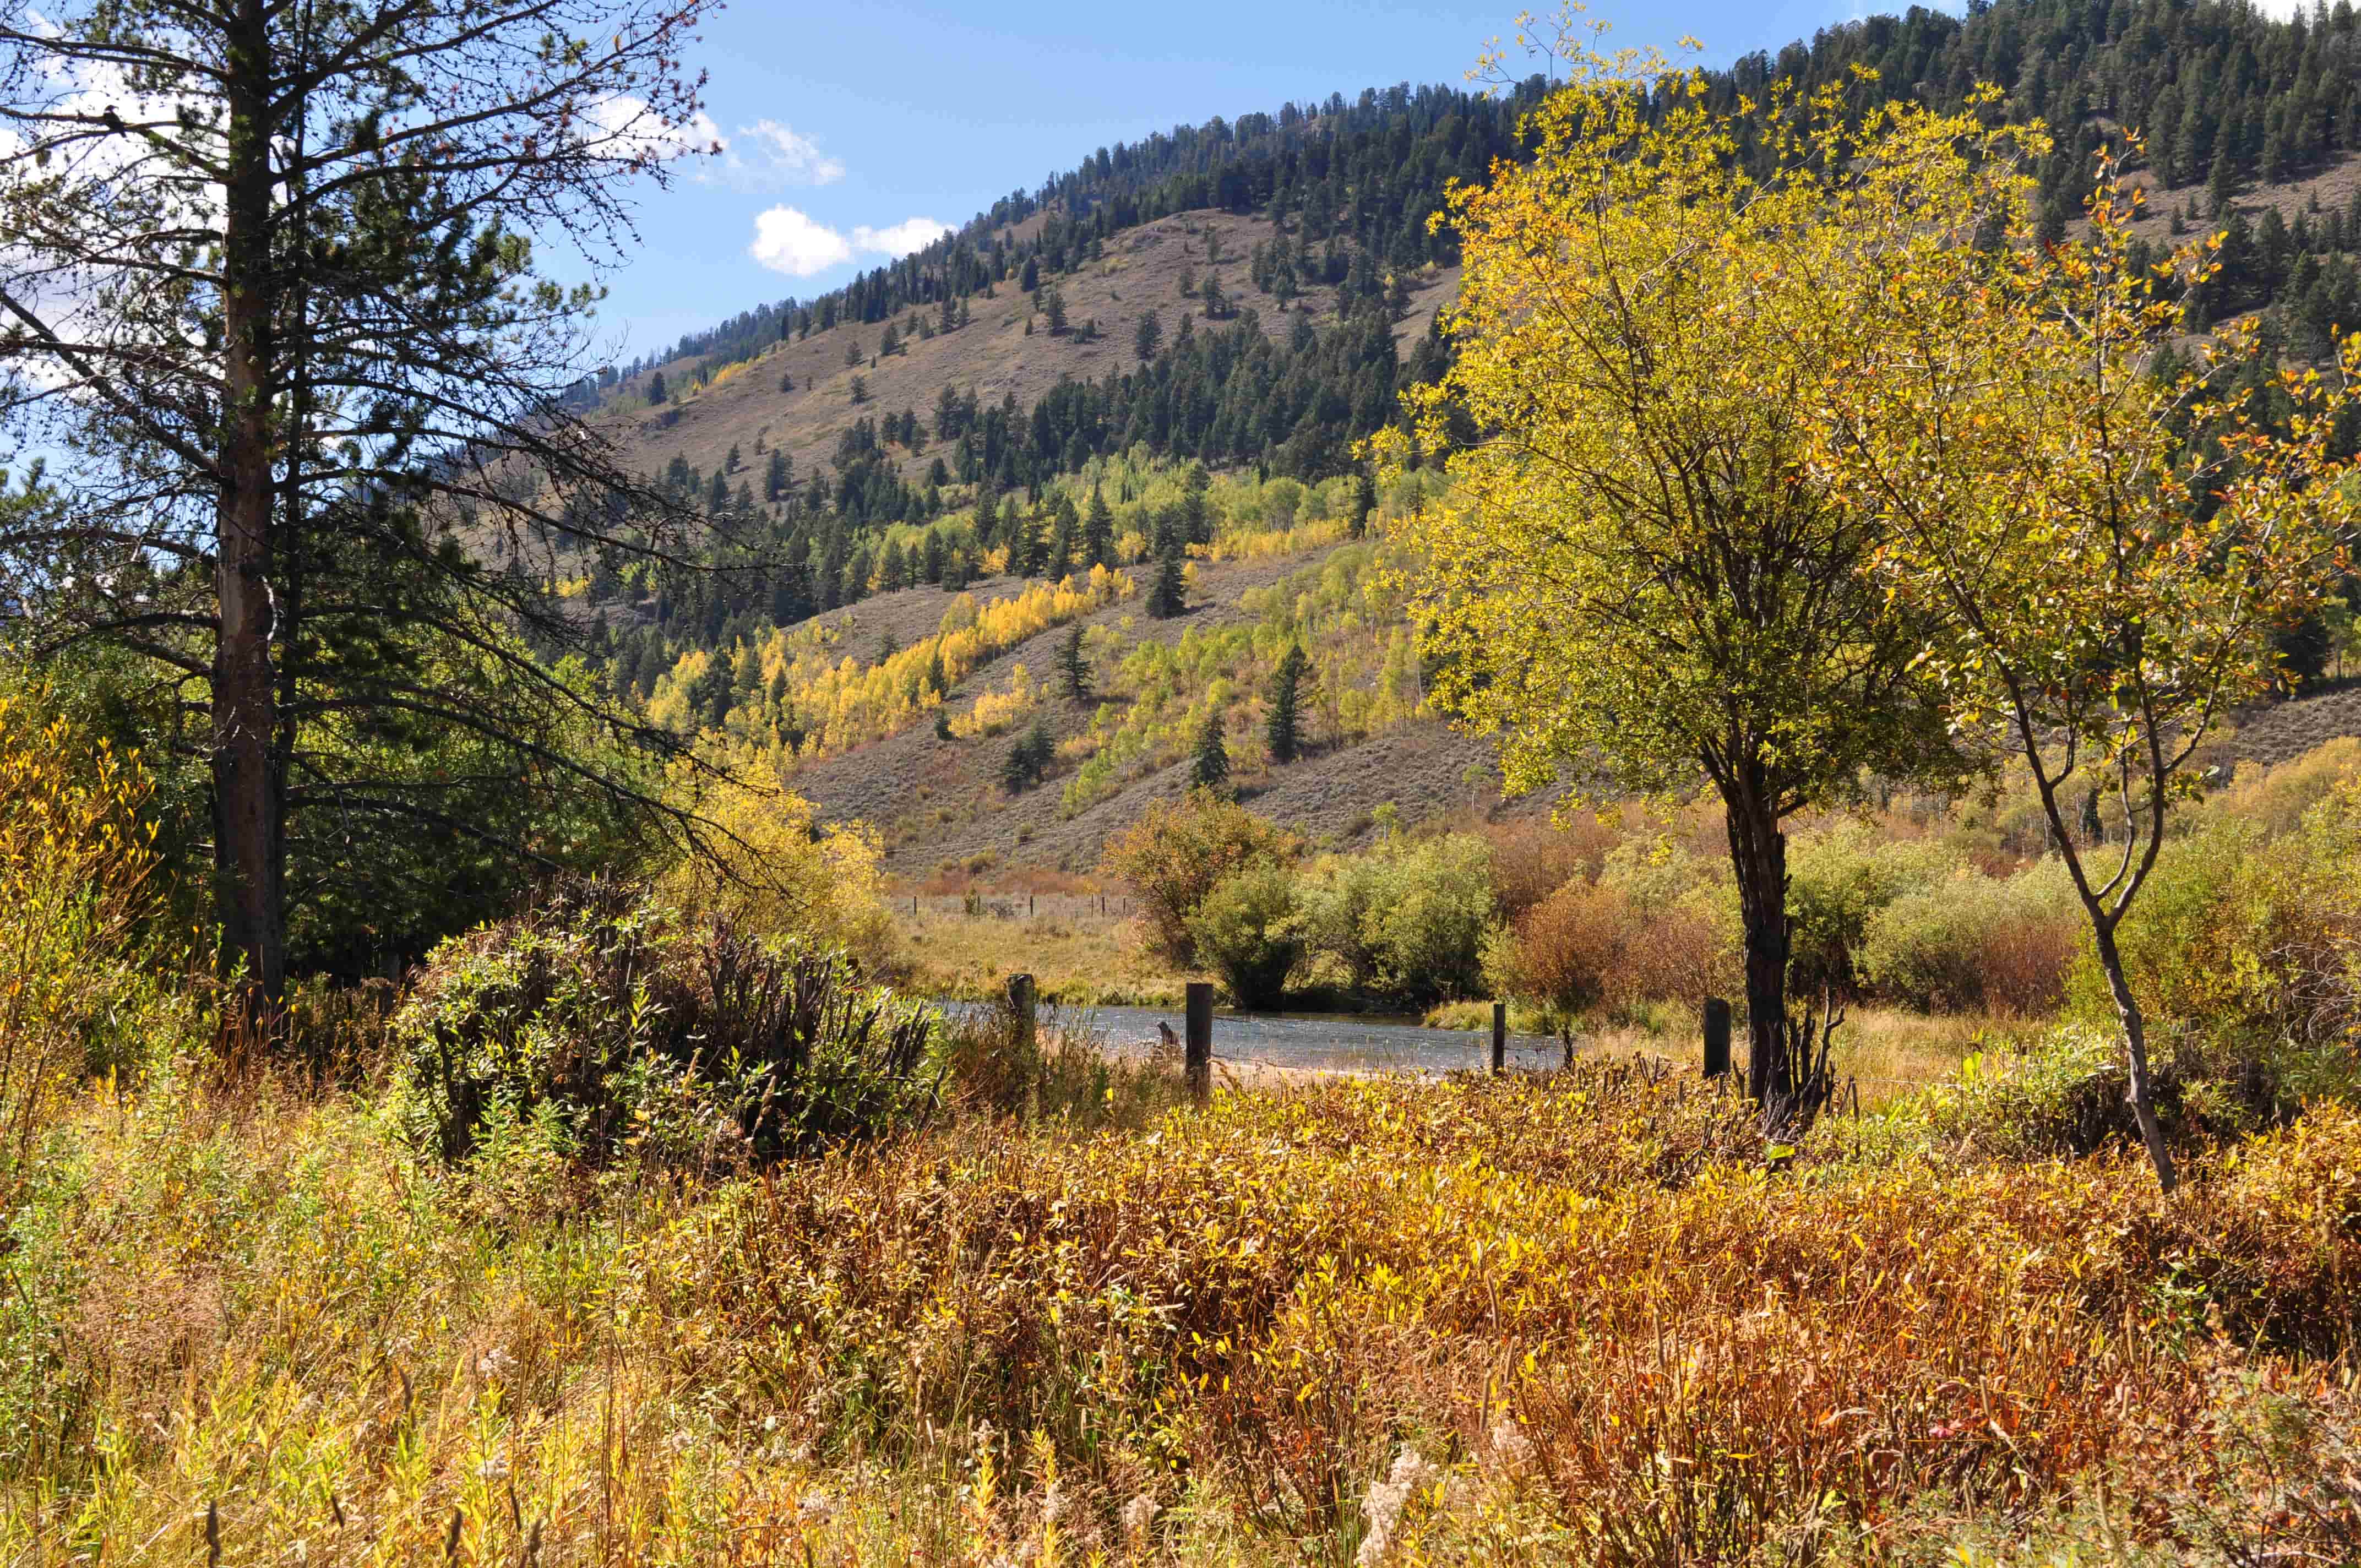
[1820,154,2358,1191]
[0,0,733,999]
[1388,43,2011,1115]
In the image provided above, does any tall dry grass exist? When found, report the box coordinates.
[6,1048,2359,1565]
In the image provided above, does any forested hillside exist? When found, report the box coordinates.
[543,0,2361,876]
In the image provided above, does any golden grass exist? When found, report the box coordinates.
[893,907,1200,1006]
[12,1054,2358,1565]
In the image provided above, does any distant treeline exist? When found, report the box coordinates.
[630,1,2361,386]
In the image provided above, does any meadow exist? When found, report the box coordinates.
[7,694,2361,1564]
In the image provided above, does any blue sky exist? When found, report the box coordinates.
[580,0,1915,363]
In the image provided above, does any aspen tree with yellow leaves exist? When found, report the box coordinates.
[1383,31,2022,1121]
[1817,150,2360,1193]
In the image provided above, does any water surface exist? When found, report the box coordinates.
[979,999,1567,1075]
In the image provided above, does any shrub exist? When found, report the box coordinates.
[657,776,894,969]
[1860,859,2082,1015]
[1482,814,1617,921]
[1098,789,1296,965]
[1187,864,1304,1008]
[2201,735,2361,839]
[0,695,187,1189]
[1484,878,1624,1040]
[2070,779,2361,1058]
[398,881,940,1170]
[1297,833,1494,1005]
[1900,1023,2294,1163]
[1785,820,1947,997]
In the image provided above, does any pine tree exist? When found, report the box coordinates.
[1351,469,1379,538]
[1190,708,1231,795]
[1180,463,1212,545]
[1147,536,1187,619]
[1265,643,1307,764]
[845,337,863,367]
[1001,718,1056,793]
[1046,495,1078,581]
[1083,485,1115,567]
[1135,308,1163,363]
[648,371,668,404]
[924,646,949,698]
[1042,285,1068,335]
[1010,507,1042,577]
[1000,730,1033,791]
[849,375,869,405]
[1021,254,1040,292]
[1057,624,1092,701]
[2208,143,2238,217]
[880,321,901,356]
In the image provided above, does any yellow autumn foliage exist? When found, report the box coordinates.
[657,774,894,966]
[0,696,185,1186]
[950,662,1038,739]
[755,566,1131,759]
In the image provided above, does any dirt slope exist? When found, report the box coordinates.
[786,545,1522,876]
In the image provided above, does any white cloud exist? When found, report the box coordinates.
[749,206,856,276]
[748,209,951,276]
[733,120,845,186]
[852,216,953,257]
[586,94,721,162]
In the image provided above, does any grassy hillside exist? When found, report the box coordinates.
[611,208,1455,505]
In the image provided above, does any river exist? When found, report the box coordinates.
[961,999,1568,1075]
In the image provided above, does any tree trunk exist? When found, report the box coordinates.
[213,0,285,1007]
[1722,783,1790,1107]
[2091,919,2179,1193]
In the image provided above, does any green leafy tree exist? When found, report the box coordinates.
[1820,153,2361,1191]
[1099,790,1296,963]
[1186,865,1302,1008]
[1387,52,1994,1113]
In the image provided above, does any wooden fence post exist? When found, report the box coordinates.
[1008,973,1036,1054]
[1703,997,1732,1080]
[1185,981,1213,1105]
[1491,1001,1506,1075]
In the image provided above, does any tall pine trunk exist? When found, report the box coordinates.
[213,0,285,1005]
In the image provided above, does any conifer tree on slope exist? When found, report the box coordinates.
[0,0,727,1001]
